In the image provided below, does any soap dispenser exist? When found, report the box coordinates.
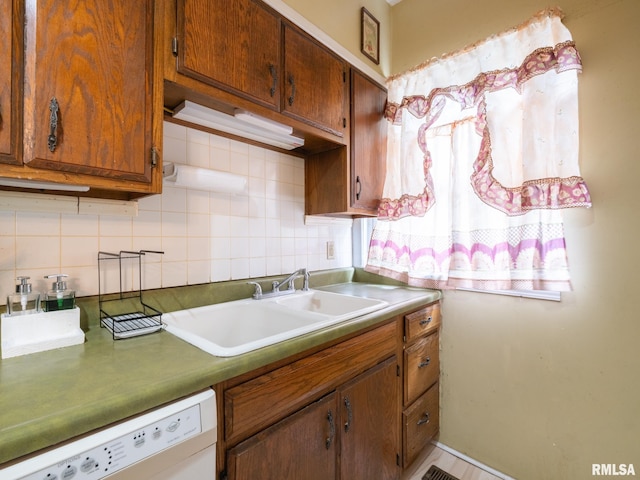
[43,274,75,311]
[7,276,41,316]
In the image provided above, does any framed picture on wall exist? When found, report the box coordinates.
[361,7,380,65]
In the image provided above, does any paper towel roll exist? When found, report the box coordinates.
[163,163,247,194]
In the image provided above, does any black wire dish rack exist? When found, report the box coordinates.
[98,250,164,340]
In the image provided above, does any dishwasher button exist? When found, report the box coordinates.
[134,435,145,448]
[166,420,180,432]
[61,464,77,479]
[80,457,98,472]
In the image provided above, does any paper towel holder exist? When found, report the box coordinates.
[162,162,247,194]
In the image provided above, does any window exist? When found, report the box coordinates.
[365,8,591,294]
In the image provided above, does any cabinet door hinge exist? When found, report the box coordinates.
[172,37,178,57]
[151,147,158,168]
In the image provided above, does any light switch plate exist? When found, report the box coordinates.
[326,241,335,260]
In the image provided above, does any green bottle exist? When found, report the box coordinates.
[43,274,75,311]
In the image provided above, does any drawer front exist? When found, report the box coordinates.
[405,302,441,343]
[224,321,397,445]
[404,331,439,406]
[403,383,439,467]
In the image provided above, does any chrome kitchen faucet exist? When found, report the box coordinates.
[247,268,310,299]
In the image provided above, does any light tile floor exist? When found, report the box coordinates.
[401,445,504,480]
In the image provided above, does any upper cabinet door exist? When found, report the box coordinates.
[22,0,154,183]
[0,0,22,165]
[177,0,281,109]
[283,24,346,137]
[350,70,387,213]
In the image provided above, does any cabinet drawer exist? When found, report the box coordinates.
[224,321,396,444]
[404,331,439,406]
[404,303,441,343]
[403,382,439,467]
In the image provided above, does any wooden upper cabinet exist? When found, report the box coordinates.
[350,69,387,213]
[283,24,346,137]
[305,70,386,217]
[173,2,346,138]
[176,0,281,109]
[22,0,154,183]
[0,0,22,165]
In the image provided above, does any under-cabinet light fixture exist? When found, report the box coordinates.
[233,109,294,136]
[0,178,90,192]
[172,101,304,150]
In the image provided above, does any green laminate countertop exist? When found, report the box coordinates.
[0,272,440,466]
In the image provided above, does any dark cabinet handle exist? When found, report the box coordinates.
[288,74,296,106]
[48,97,59,152]
[326,410,335,449]
[344,397,353,433]
[419,316,433,326]
[417,412,430,426]
[0,101,3,128]
[269,64,277,98]
[418,357,431,368]
[355,176,362,200]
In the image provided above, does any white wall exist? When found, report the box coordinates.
[0,122,352,302]
[281,0,391,77]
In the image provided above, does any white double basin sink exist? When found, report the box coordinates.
[162,289,388,357]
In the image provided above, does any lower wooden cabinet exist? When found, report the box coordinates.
[338,358,399,480]
[226,357,398,480]
[218,301,442,478]
[227,393,337,480]
[401,302,442,467]
[219,320,400,480]
[403,382,440,467]
[404,330,440,406]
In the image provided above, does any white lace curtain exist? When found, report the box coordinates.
[365,8,591,291]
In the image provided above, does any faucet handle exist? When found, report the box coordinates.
[247,282,263,299]
[302,269,310,291]
[287,268,309,291]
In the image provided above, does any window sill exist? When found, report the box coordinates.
[455,288,561,301]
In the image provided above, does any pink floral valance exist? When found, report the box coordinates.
[379,40,591,220]
[366,9,591,292]
[385,41,583,124]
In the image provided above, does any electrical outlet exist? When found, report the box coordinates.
[326,241,335,260]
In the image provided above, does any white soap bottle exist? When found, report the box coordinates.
[6,276,41,316]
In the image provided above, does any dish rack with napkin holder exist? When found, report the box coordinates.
[98,250,164,339]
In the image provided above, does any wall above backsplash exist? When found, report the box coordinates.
[0,122,353,304]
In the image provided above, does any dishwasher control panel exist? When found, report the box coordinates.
[1,390,216,480]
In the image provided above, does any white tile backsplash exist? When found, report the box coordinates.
[0,122,352,304]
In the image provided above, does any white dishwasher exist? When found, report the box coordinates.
[0,389,216,480]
